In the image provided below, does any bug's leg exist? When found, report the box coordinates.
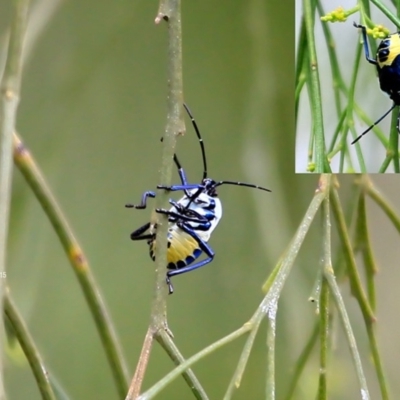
[166,222,214,294]
[166,276,174,295]
[172,153,190,185]
[156,208,210,225]
[157,183,204,192]
[125,191,156,209]
[161,136,191,196]
[130,222,154,241]
[351,103,396,144]
[353,22,377,65]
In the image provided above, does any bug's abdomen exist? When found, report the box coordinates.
[377,33,400,104]
[149,228,202,270]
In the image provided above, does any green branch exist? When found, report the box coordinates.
[4,291,56,400]
[0,1,30,397]
[12,133,129,398]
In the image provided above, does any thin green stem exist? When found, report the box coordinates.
[265,302,276,400]
[323,266,370,399]
[156,330,209,400]
[138,326,252,400]
[354,192,377,311]
[322,182,370,397]
[318,186,332,400]
[126,328,154,400]
[295,15,307,118]
[317,2,346,118]
[223,319,262,400]
[12,133,129,398]
[0,2,30,397]
[365,323,390,400]
[303,0,326,172]
[317,279,328,400]
[370,0,400,25]
[360,176,400,233]
[387,106,399,172]
[4,291,56,400]
[348,39,367,173]
[283,323,319,400]
[330,187,374,322]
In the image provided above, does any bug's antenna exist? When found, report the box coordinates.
[183,103,208,180]
[214,180,271,192]
[351,103,396,144]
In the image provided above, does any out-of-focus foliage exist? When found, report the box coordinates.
[3,0,400,399]
[2,1,294,398]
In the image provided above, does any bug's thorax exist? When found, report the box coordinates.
[377,32,400,68]
[170,189,222,239]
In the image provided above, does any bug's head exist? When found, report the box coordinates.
[202,178,218,197]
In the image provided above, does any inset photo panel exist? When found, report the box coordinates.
[296,0,400,173]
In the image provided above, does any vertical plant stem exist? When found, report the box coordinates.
[317,279,328,400]
[126,2,186,398]
[302,0,326,172]
[330,188,374,322]
[354,182,389,399]
[354,192,377,310]
[323,266,370,399]
[0,1,30,398]
[283,323,319,400]
[365,324,390,400]
[326,181,370,399]
[318,182,332,400]
[265,302,277,400]
[152,0,185,322]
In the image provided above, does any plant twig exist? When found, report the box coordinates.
[151,0,185,325]
[138,326,251,400]
[0,1,30,397]
[156,330,208,400]
[283,323,319,400]
[302,0,327,172]
[327,183,371,399]
[12,133,129,398]
[330,187,375,322]
[360,175,400,233]
[126,328,154,400]
[323,261,370,399]
[126,1,187,398]
[4,290,56,400]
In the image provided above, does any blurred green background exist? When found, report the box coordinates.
[2,0,400,399]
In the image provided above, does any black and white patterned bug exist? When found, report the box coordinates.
[126,104,271,293]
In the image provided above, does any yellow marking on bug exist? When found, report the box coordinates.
[150,230,199,266]
[378,33,400,68]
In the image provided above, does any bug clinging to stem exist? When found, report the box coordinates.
[126,103,271,294]
[352,22,400,144]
